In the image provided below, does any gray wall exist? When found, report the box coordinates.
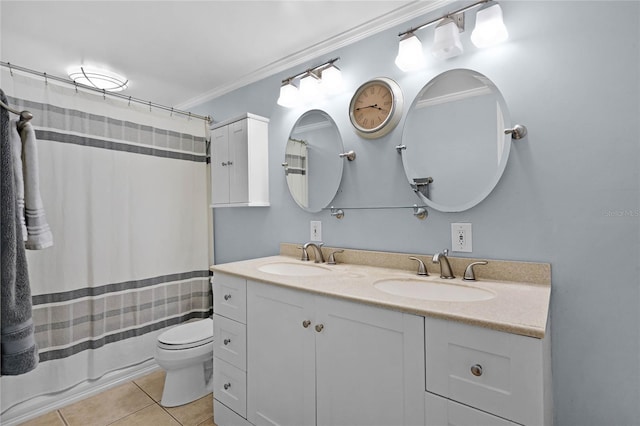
[193,2,640,425]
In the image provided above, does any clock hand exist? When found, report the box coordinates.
[355,104,377,111]
[355,103,386,111]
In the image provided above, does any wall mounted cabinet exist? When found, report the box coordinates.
[210,114,269,207]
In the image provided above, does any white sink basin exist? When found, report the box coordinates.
[374,278,495,302]
[258,262,332,276]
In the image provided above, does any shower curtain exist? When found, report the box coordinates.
[0,72,210,416]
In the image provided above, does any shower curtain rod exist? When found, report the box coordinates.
[1,62,212,123]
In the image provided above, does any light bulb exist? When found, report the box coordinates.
[321,65,343,94]
[471,2,508,48]
[277,81,300,108]
[395,33,426,71]
[299,73,321,102]
[432,18,463,59]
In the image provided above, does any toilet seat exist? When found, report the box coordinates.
[158,319,213,350]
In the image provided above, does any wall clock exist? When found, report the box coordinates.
[349,77,403,139]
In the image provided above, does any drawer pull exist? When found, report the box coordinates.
[470,364,483,377]
[315,324,324,332]
[223,294,232,301]
[223,338,231,345]
[223,382,231,390]
[302,320,311,328]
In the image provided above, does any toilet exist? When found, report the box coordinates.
[154,318,214,407]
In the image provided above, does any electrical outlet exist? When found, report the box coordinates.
[310,221,322,242]
[451,223,472,252]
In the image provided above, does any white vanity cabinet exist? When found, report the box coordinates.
[212,273,251,425]
[424,317,552,426]
[246,280,425,426]
[210,113,269,207]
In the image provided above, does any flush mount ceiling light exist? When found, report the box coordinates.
[395,0,508,71]
[67,66,128,92]
[277,58,342,108]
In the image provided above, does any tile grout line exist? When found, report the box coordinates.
[131,378,186,426]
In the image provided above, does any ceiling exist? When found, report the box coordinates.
[0,1,450,110]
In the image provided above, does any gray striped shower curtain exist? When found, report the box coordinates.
[0,73,210,417]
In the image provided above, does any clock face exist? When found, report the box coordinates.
[349,78,403,139]
[352,82,394,130]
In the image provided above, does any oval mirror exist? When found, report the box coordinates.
[401,69,512,212]
[284,110,344,212]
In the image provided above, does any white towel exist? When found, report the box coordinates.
[9,119,27,240]
[11,119,53,250]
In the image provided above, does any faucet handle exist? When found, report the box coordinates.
[463,261,488,281]
[409,257,429,276]
[327,250,344,265]
[299,246,310,261]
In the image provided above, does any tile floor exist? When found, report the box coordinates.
[19,370,216,426]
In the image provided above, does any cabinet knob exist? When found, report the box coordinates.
[223,338,231,345]
[315,324,324,332]
[224,294,232,301]
[221,162,227,166]
[302,320,311,328]
[223,383,231,390]
[227,161,233,165]
[470,364,483,377]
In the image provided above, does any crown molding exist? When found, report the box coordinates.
[177,0,454,109]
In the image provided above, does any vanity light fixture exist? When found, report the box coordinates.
[277,58,342,108]
[299,71,322,102]
[277,78,300,108]
[431,16,464,59]
[395,33,426,72]
[67,66,128,92]
[471,1,509,48]
[395,0,508,71]
[320,63,343,95]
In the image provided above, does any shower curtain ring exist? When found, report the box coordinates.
[74,81,78,93]
[102,89,106,100]
[128,96,132,106]
[44,72,48,86]
[170,107,174,117]
[149,101,152,112]
[8,62,13,77]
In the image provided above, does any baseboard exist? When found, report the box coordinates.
[1,359,160,426]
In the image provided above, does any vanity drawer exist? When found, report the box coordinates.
[425,317,545,425]
[213,314,246,370]
[425,392,517,426]
[214,357,247,417]
[213,272,246,324]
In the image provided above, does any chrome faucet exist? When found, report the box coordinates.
[432,249,454,279]
[302,242,325,263]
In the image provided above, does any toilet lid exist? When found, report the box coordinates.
[158,319,213,346]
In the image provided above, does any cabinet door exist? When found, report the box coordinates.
[425,392,518,426]
[315,296,425,426]
[211,125,230,204]
[213,272,246,324]
[247,281,316,426]
[228,119,248,204]
[425,317,545,426]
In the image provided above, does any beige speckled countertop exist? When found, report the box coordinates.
[210,244,551,339]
